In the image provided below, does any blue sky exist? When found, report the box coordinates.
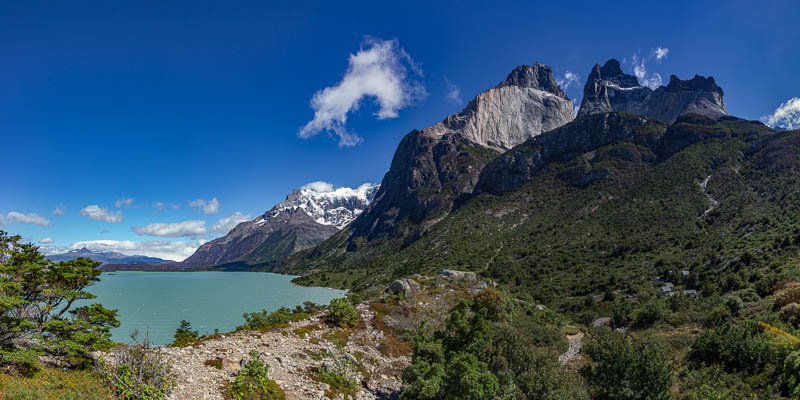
[2,0,798,260]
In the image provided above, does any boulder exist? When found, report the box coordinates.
[440,269,477,282]
[385,278,421,297]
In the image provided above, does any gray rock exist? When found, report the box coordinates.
[469,281,489,293]
[385,279,421,297]
[440,270,477,282]
[592,317,612,327]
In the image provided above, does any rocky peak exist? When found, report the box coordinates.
[497,62,568,99]
[665,74,723,95]
[422,62,574,151]
[577,59,727,122]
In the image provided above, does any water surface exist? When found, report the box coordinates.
[77,271,346,345]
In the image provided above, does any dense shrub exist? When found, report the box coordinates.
[784,351,800,398]
[689,322,775,373]
[402,292,588,400]
[171,320,199,347]
[780,303,800,327]
[581,329,673,400]
[0,231,119,373]
[225,351,285,400]
[632,298,671,327]
[241,307,292,331]
[99,330,174,400]
[776,286,800,308]
[326,298,361,328]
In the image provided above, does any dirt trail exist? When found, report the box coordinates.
[558,332,584,365]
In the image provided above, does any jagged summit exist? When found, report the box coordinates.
[577,58,727,121]
[588,58,641,88]
[264,183,379,229]
[497,62,568,99]
[421,62,574,151]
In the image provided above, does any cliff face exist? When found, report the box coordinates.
[577,59,727,122]
[346,62,575,245]
[422,63,575,151]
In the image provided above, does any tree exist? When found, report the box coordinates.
[0,231,119,373]
[326,298,361,328]
[171,320,199,347]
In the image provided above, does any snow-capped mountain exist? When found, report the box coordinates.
[264,183,379,229]
[46,247,168,265]
[176,183,379,269]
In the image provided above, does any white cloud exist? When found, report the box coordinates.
[298,38,426,147]
[6,212,52,227]
[132,220,207,238]
[628,47,669,90]
[79,205,123,224]
[557,71,580,91]
[301,181,335,193]
[45,240,204,262]
[189,198,220,215]
[653,47,669,62]
[114,197,137,208]
[444,78,462,104]
[212,212,252,233]
[51,204,66,216]
[39,238,54,244]
[762,97,800,130]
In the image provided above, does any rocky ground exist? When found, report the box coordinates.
[160,303,407,400]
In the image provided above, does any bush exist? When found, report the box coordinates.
[99,330,174,400]
[688,322,774,373]
[225,351,285,400]
[785,350,800,398]
[581,329,673,400]
[0,231,119,372]
[171,320,199,347]
[326,298,361,328]
[242,307,292,331]
[776,286,800,308]
[312,348,359,400]
[781,303,800,327]
[632,298,671,328]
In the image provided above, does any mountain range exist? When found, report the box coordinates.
[46,248,168,265]
[101,56,798,312]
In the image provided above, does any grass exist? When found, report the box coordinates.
[0,366,115,400]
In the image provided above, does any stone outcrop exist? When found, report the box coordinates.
[577,59,727,122]
[385,278,421,297]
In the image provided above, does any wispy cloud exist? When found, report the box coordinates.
[762,97,800,130]
[39,238,54,244]
[100,229,109,234]
[6,211,52,227]
[114,197,139,208]
[211,212,251,233]
[153,202,180,212]
[298,37,426,147]
[43,240,204,262]
[444,78,462,104]
[627,47,669,89]
[189,198,220,215]
[51,204,66,216]
[557,71,580,91]
[132,220,207,238]
[79,205,123,224]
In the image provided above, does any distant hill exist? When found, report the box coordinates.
[46,247,168,265]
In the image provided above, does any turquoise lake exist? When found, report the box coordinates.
[77,271,347,345]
